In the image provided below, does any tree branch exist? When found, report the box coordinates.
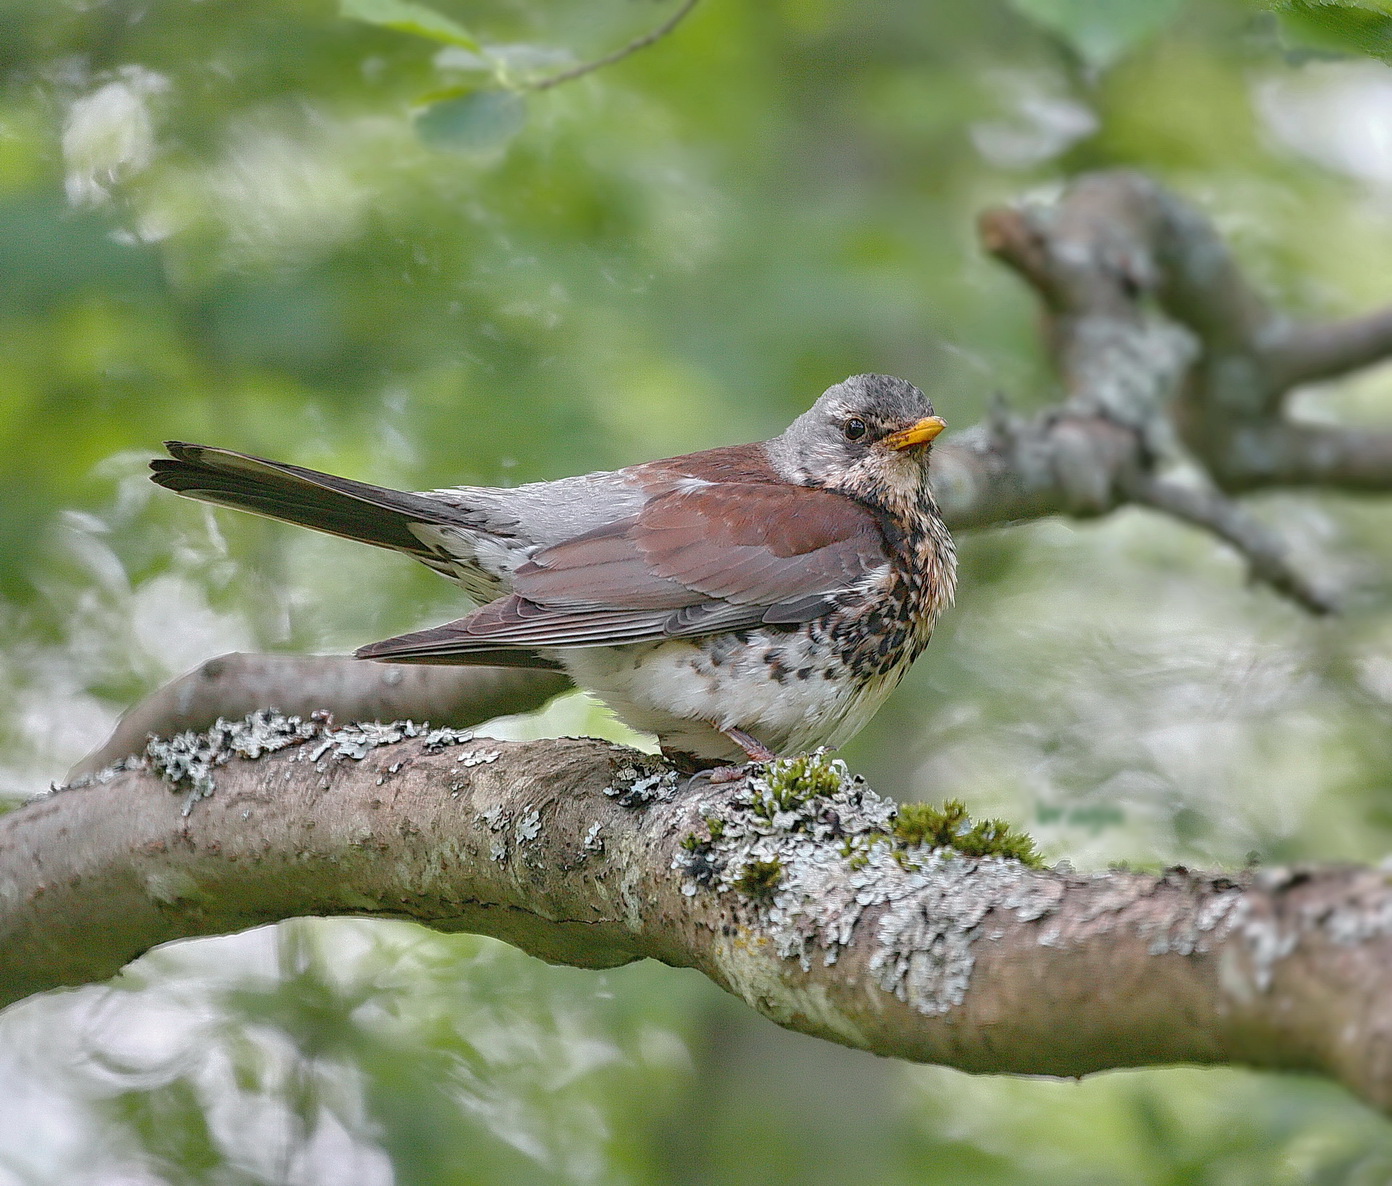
[525,0,701,92]
[68,654,569,781]
[1216,422,1392,495]
[1120,472,1338,614]
[966,170,1392,610]
[10,721,1392,1113]
[1264,307,1392,392]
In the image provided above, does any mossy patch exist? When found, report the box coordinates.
[750,751,843,820]
[733,857,784,899]
[890,800,1042,868]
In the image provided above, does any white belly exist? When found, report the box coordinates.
[555,631,905,763]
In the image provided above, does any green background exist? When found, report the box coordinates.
[4,0,1392,1180]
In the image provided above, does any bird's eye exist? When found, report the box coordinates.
[843,417,867,442]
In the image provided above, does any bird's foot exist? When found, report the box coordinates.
[663,730,779,792]
[661,747,733,789]
[684,764,749,788]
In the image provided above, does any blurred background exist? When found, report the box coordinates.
[4,0,1392,1180]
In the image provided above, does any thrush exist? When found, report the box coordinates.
[150,374,956,767]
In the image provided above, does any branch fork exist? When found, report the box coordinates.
[966,169,1392,613]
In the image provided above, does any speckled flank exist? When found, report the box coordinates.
[560,486,955,766]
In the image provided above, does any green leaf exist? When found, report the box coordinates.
[1273,1,1392,60]
[1009,0,1187,67]
[339,0,479,50]
[414,89,527,154]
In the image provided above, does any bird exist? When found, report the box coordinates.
[150,374,956,768]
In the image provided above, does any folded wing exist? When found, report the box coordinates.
[357,482,890,662]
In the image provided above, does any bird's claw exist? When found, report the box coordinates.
[682,763,751,791]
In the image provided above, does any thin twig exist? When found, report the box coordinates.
[1263,306,1392,393]
[1121,472,1338,614]
[526,0,702,92]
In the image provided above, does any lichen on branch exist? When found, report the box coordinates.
[9,717,1392,1112]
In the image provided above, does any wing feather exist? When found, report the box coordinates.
[357,481,889,660]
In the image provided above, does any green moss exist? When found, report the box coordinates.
[683,816,729,853]
[839,832,886,871]
[752,751,843,819]
[891,800,1043,868]
[733,857,783,899]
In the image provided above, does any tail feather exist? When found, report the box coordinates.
[153,442,564,670]
[151,441,463,557]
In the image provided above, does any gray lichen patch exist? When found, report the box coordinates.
[674,751,1059,1016]
[422,727,475,752]
[1218,868,1392,995]
[604,759,679,809]
[1134,870,1246,958]
[861,846,1062,1012]
[516,809,543,842]
[475,804,511,864]
[142,711,477,815]
[307,719,428,762]
[52,755,145,794]
[149,709,324,814]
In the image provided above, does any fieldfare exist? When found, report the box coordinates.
[151,374,956,766]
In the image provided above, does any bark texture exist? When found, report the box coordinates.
[11,722,1392,1114]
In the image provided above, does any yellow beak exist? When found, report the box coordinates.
[882,415,947,451]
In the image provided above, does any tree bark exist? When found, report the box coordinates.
[68,653,569,780]
[10,722,1392,1114]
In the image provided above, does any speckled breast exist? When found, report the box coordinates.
[828,507,956,683]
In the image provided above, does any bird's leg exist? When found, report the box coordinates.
[721,726,778,763]
[660,747,740,788]
[687,765,749,787]
[664,727,779,791]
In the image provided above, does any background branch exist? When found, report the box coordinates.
[68,655,568,781]
[75,170,1392,773]
[526,0,701,91]
[1120,472,1337,614]
[960,169,1392,607]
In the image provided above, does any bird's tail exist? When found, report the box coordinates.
[150,441,464,559]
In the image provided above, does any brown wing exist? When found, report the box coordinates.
[357,482,889,661]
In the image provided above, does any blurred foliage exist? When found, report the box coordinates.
[4,0,1392,1180]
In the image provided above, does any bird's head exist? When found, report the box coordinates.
[766,374,946,507]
